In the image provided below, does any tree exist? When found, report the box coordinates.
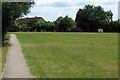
[2,2,34,42]
[9,22,29,32]
[59,16,75,32]
[54,17,63,31]
[108,21,120,32]
[45,22,55,31]
[32,22,45,32]
[75,5,113,32]
[102,21,120,32]
[26,20,36,31]
[32,22,41,31]
[32,22,55,32]
[105,10,113,22]
[9,21,20,32]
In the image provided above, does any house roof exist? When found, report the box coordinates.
[56,16,63,22]
[16,17,46,24]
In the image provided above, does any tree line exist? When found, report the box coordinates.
[9,5,120,33]
[2,2,120,42]
[9,21,55,32]
[9,16,75,32]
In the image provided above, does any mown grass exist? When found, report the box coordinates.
[2,33,10,72]
[0,47,1,76]
[15,32,118,78]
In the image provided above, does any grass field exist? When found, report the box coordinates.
[15,32,118,78]
[1,33,10,76]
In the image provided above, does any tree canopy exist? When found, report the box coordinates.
[103,21,120,32]
[59,16,75,32]
[75,5,113,32]
[9,21,55,32]
[2,2,34,42]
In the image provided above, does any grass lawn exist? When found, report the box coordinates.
[15,32,118,78]
[0,47,1,76]
[1,33,10,76]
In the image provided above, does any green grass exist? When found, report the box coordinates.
[2,33,10,66]
[0,47,1,76]
[15,32,118,78]
[1,33,10,76]
[2,45,9,69]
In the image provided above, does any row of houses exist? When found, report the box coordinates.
[16,16,46,24]
[16,16,65,24]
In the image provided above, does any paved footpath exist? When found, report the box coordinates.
[2,34,32,79]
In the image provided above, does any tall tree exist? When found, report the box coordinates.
[75,5,113,32]
[2,2,34,42]
[105,10,113,21]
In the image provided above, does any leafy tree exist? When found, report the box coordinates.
[19,24,29,32]
[103,21,120,32]
[9,22,30,32]
[54,18,62,31]
[2,2,34,42]
[32,22,41,31]
[32,22,55,32]
[105,10,113,22]
[75,5,113,32]
[39,22,46,31]
[59,16,75,32]
[108,21,120,32]
[26,20,36,31]
[11,21,55,32]
[102,21,110,32]
[9,21,19,32]
[32,22,45,32]
[45,22,55,31]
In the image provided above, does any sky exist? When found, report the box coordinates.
[25,0,119,22]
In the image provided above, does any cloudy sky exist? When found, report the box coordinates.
[26,0,119,21]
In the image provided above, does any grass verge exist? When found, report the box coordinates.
[2,33,10,73]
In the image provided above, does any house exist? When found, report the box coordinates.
[53,16,63,32]
[16,16,46,24]
[74,25,85,32]
[54,16,77,32]
[56,16,63,22]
